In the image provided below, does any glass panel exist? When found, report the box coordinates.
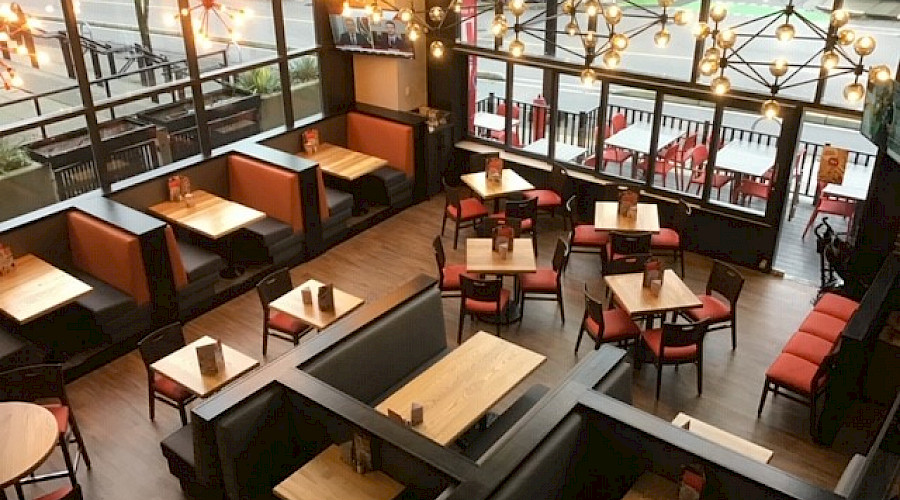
[190,0,277,75]
[553,72,598,168]
[709,108,781,215]
[459,3,499,50]
[286,53,321,124]
[509,64,547,153]
[819,18,900,110]
[468,55,506,144]
[226,65,281,132]
[602,84,656,183]
[285,0,317,51]
[650,95,715,197]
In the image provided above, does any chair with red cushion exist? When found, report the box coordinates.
[30,484,82,500]
[433,236,469,298]
[604,231,652,268]
[637,144,681,189]
[651,199,691,276]
[0,364,91,487]
[575,284,640,354]
[492,197,538,255]
[442,180,489,249]
[637,320,710,399]
[813,292,859,322]
[566,195,609,265]
[458,275,511,343]
[802,184,857,239]
[138,323,198,426]
[256,268,314,356]
[521,238,569,324]
[682,260,744,349]
[798,310,847,344]
[522,164,567,225]
[757,341,840,434]
[685,145,732,199]
[602,145,632,175]
[781,331,834,365]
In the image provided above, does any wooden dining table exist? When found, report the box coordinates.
[466,237,536,323]
[150,336,259,398]
[604,270,702,320]
[273,444,404,500]
[268,279,365,330]
[0,402,59,500]
[375,331,545,446]
[0,254,93,324]
[594,202,660,233]
[460,169,534,211]
[298,143,388,181]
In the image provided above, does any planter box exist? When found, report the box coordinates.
[0,163,59,221]
[258,81,322,131]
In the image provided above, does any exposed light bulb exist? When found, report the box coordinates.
[658,0,674,7]
[716,28,736,49]
[565,19,578,36]
[610,33,628,51]
[508,0,525,17]
[854,35,875,56]
[603,4,622,25]
[821,51,839,71]
[16,45,27,56]
[36,51,50,64]
[843,82,864,102]
[830,9,849,28]
[653,28,670,48]
[430,40,445,58]
[602,49,621,69]
[869,64,892,83]
[428,6,445,22]
[509,38,524,57]
[769,58,788,77]
[692,22,710,40]
[491,14,508,37]
[838,28,855,46]
[699,56,719,76]
[711,75,730,95]
[11,74,23,87]
[584,0,599,18]
[371,5,383,23]
[709,3,727,23]
[580,67,596,87]
[363,2,374,15]
[341,1,351,17]
[672,9,689,26]
[561,1,574,15]
[398,8,413,22]
[408,23,422,41]
[761,99,780,119]
[583,31,596,49]
[775,23,795,42]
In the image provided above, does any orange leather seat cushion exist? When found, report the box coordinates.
[68,211,150,306]
[346,112,415,179]
[782,331,833,365]
[766,352,823,395]
[813,293,859,322]
[441,264,469,291]
[585,308,640,343]
[490,212,533,230]
[573,225,608,247]
[684,295,731,322]
[228,155,303,232]
[799,311,846,344]
[268,311,309,334]
[650,228,680,249]
[164,226,189,290]
[153,372,194,402]
[523,189,562,208]
[641,328,698,361]
[521,269,558,292]
[465,289,511,314]
[447,199,488,220]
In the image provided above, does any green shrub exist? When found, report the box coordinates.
[235,66,281,95]
[0,140,33,174]
[289,56,319,84]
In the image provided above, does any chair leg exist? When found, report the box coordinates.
[655,361,663,400]
[575,324,585,354]
[441,211,447,236]
[457,306,466,344]
[678,248,684,277]
[68,415,90,468]
[58,433,78,486]
[262,330,269,356]
[802,208,820,239]
[757,382,770,416]
[731,316,737,350]
[558,290,565,324]
[14,482,25,500]
[696,359,703,395]
[453,220,460,250]
[179,404,189,426]
[148,386,156,421]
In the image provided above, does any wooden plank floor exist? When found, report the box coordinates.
[11,196,866,500]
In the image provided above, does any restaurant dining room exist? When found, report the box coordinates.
[0,0,899,499]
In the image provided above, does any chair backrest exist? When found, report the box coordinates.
[661,320,709,352]
[432,235,447,270]
[548,164,568,195]
[480,217,523,238]
[443,180,463,211]
[682,133,698,152]
[671,199,692,231]
[0,364,67,405]
[603,253,652,276]
[706,260,745,306]
[813,338,842,393]
[497,102,520,120]
[138,322,187,368]
[611,113,627,133]
[552,238,569,272]
[565,194,596,225]
[690,144,709,170]
[460,275,503,303]
[610,231,652,256]
[583,284,607,335]
[257,268,294,308]
[505,197,537,222]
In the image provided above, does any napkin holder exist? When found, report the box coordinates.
[485,155,503,184]
[196,339,224,375]
[300,286,313,305]
[617,188,640,218]
[339,429,377,474]
[168,175,182,202]
[642,259,664,292]
[317,283,335,312]
[0,244,15,275]
[492,224,515,254]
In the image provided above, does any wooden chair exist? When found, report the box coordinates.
[493,197,538,255]
[566,194,609,264]
[575,284,640,354]
[522,164,567,225]
[256,268,313,356]
[24,484,84,500]
[685,145,732,199]
[442,180,489,249]
[478,216,523,239]
[605,231,652,266]
[650,199,691,276]
[458,275,510,343]
[0,364,91,487]
[636,320,710,399]
[682,260,744,349]
[521,238,568,324]
[138,323,197,425]
[433,236,468,298]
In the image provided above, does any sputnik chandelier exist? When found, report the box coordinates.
[694,2,891,118]
[0,2,51,90]
[167,0,252,50]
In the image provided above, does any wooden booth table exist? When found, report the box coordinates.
[466,238,536,323]
[150,336,259,398]
[672,413,773,463]
[148,190,266,278]
[273,445,404,500]
[0,402,59,500]
[594,202,660,233]
[268,279,365,330]
[604,270,701,325]
[0,254,92,324]
[376,331,545,446]
[460,169,534,212]
[298,143,389,215]
[621,472,678,500]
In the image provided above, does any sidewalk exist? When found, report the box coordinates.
[817,0,900,20]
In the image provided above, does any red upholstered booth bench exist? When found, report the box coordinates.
[227,154,328,266]
[346,111,415,209]
[758,292,860,432]
[66,210,154,345]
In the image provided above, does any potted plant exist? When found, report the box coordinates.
[0,139,58,221]
[236,57,322,130]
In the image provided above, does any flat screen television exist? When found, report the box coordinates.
[886,82,900,163]
[861,77,894,151]
[330,9,415,58]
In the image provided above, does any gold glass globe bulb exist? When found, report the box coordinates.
[583,31,597,49]
[761,99,780,119]
[843,82,865,102]
[610,33,629,51]
[341,1,352,16]
[430,40,445,58]
[716,28,736,49]
[673,9,689,26]
[398,8,413,22]
[654,28,671,48]
[580,67,597,86]
[769,58,788,77]
[509,38,525,57]
[508,0,526,17]
[371,5,383,23]
[603,4,622,25]
[869,64,892,83]
[603,49,621,69]
[428,6,445,22]
[363,2,374,15]
[658,0,674,7]
[584,0,599,18]
[709,3,727,23]
[711,75,731,95]
[830,9,850,28]
[838,28,855,46]
[408,23,422,41]
[561,1,575,15]
[821,51,839,71]
[693,22,710,40]
[775,23,795,42]
[491,15,508,37]
[11,74,24,87]
[854,35,875,56]
[699,56,719,76]
[565,19,579,36]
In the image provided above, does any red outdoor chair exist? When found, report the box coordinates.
[575,284,640,354]
[433,236,469,298]
[458,275,511,343]
[637,320,710,399]
[637,145,681,189]
[802,181,857,239]
[685,145,732,199]
[521,238,569,324]
[138,323,198,425]
[256,268,314,356]
[442,180,489,249]
[682,260,744,350]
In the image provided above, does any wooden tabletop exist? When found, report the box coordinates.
[0,402,58,488]
[273,445,404,500]
[460,169,535,200]
[0,254,93,324]
[594,202,660,233]
[621,472,677,500]
[672,413,774,463]
[268,279,365,330]
[148,190,266,240]
[376,331,545,446]
[466,238,536,275]
[298,143,388,181]
[604,270,702,316]
[151,336,259,398]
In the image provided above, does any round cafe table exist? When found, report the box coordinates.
[0,402,58,500]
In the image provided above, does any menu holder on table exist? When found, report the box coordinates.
[485,155,503,184]
[492,222,516,255]
[196,339,224,375]
[167,175,193,202]
[0,244,15,275]
[302,128,320,154]
[643,258,664,296]
[317,283,335,311]
[618,188,640,218]
[678,464,706,500]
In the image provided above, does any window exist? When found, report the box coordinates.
[554,72,598,168]
[468,55,507,144]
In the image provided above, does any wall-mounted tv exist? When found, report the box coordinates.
[861,77,894,151]
[330,9,415,58]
